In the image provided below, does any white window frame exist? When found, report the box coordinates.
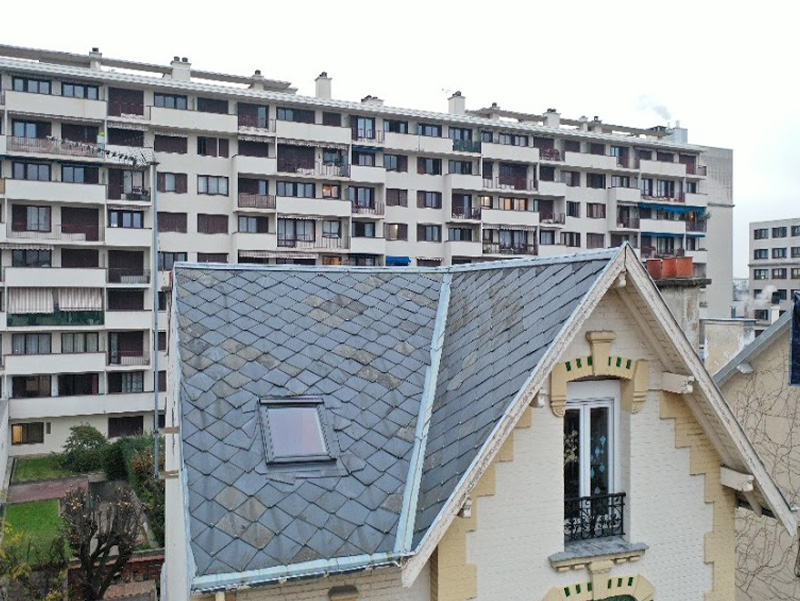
[566,380,621,498]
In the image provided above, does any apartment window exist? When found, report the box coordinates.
[776,289,789,301]
[792,268,800,279]
[587,173,606,189]
[417,224,442,242]
[417,191,442,209]
[562,171,580,187]
[385,223,408,241]
[773,268,787,280]
[159,371,168,392]
[349,187,377,208]
[587,203,606,219]
[239,140,269,157]
[656,180,675,198]
[277,107,315,123]
[352,116,376,139]
[610,175,631,188]
[158,252,188,271]
[792,225,800,237]
[640,178,654,197]
[773,227,788,238]
[753,269,769,280]
[197,214,229,234]
[753,249,768,260]
[417,157,442,175]
[157,172,188,193]
[352,222,376,238]
[562,140,579,153]
[107,128,144,147]
[321,148,345,166]
[448,227,473,242]
[540,166,556,182]
[197,176,229,195]
[58,373,99,397]
[13,77,51,94]
[352,151,376,166]
[158,212,187,233]
[754,309,770,321]
[753,228,769,240]
[446,127,470,141]
[498,133,528,146]
[197,137,229,158]
[108,372,145,394]
[418,123,442,137]
[108,209,144,229]
[567,202,581,218]
[480,130,493,143]
[13,119,50,139]
[587,233,605,249]
[239,216,269,233]
[154,135,188,154]
[154,93,188,110]
[62,333,99,354]
[13,162,51,181]
[11,423,45,445]
[277,219,315,245]
[62,82,99,99]
[322,220,341,239]
[197,97,228,114]
[384,120,409,134]
[12,249,51,267]
[108,416,144,439]
[277,181,314,198]
[322,112,341,127]
[321,184,341,199]
[562,232,581,248]
[386,189,408,207]
[773,248,788,259]
[448,160,473,175]
[496,197,534,212]
[198,253,228,263]
[656,152,674,163]
[108,289,144,311]
[158,292,168,312]
[62,164,99,184]
[62,123,99,143]
[12,375,52,398]
[684,181,697,194]
[384,154,408,172]
[12,333,51,355]
[792,247,800,259]
[12,205,51,232]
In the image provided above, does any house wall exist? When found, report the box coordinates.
[719,329,800,601]
[460,291,727,601]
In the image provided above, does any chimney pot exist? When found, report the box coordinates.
[92,47,99,53]
[254,69,262,76]
[182,57,188,63]
[173,56,180,62]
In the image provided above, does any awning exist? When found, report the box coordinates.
[686,234,707,238]
[385,256,412,266]
[641,232,685,238]
[238,250,315,260]
[8,288,55,314]
[639,203,706,214]
[352,146,380,153]
[57,288,103,311]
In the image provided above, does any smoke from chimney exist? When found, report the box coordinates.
[637,95,672,122]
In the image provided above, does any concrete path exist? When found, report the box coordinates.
[6,476,88,504]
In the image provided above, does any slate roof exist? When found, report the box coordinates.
[173,251,618,583]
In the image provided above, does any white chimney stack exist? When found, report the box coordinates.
[544,108,560,128]
[448,91,466,115]
[361,95,384,107]
[89,47,102,70]
[315,72,332,99]
[170,56,191,81]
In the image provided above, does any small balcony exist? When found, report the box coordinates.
[538,147,562,161]
[614,216,640,230]
[352,129,384,144]
[451,208,482,221]
[276,160,350,178]
[482,242,537,255]
[238,115,276,132]
[686,220,707,233]
[539,212,566,225]
[483,177,536,192]
[685,163,708,176]
[107,268,151,284]
[238,193,276,210]
[351,201,385,216]
[8,224,103,243]
[108,350,150,366]
[6,136,103,159]
[277,236,349,250]
[564,493,625,542]
[7,310,104,328]
[452,139,482,153]
[108,185,151,202]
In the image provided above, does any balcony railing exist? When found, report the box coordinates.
[108,101,147,118]
[641,193,681,204]
[538,147,562,161]
[7,310,104,327]
[9,224,102,242]
[452,139,482,153]
[641,247,686,259]
[276,161,350,178]
[615,217,641,229]
[539,212,566,225]
[0,178,5,195]
[451,208,482,220]
[107,268,151,284]
[108,186,151,201]
[238,115,276,131]
[686,220,707,233]
[352,129,384,143]
[483,177,536,191]
[7,136,102,158]
[564,493,625,542]
[351,201,385,216]
[277,236,349,250]
[108,350,150,366]
[685,163,708,176]
[238,193,276,209]
[482,242,537,255]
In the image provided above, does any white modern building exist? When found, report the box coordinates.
[0,44,732,455]
[748,218,800,333]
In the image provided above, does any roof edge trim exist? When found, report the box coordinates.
[395,273,453,553]
[714,311,791,387]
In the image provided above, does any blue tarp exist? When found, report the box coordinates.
[385,256,412,266]
[639,203,706,214]
[641,232,684,238]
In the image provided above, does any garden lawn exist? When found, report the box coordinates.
[4,500,64,555]
[12,455,71,484]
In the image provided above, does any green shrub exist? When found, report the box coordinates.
[61,424,108,473]
[102,440,127,481]
[128,444,165,546]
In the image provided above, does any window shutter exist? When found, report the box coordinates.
[157,173,166,192]
[417,224,424,241]
[219,139,229,158]
[417,191,424,208]
[176,174,187,194]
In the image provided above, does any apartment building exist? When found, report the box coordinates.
[748,217,800,332]
[0,44,731,455]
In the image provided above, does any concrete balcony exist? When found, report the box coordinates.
[638,159,687,178]
[682,192,709,208]
[537,180,567,197]
[350,165,386,185]
[640,219,687,235]
[608,187,642,204]
[351,202,385,218]
[685,248,708,264]
[237,193,276,211]
[4,267,106,288]
[482,209,539,228]
[233,232,278,252]
[349,237,386,255]
[4,352,106,375]
[384,132,424,152]
[446,173,484,192]
[10,391,159,420]
[275,120,351,145]
[105,227,153,247]
[234,155,277,176]
[150,106,237,134]
[7,224,103,244]
[482,142,539,163]
[445,240,483,259]
[4,90,107,121]
[107,350,151,368]
[277,236,350,252]
[276,196,352,217]
[563,151,619,170]
[105,310,152,330]
[482,177,537,194]
[107,268,151,285]
[482,242,537,256]
[4,179,107,204]
[5,136,106,162]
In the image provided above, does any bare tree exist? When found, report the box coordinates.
[0,530,68,601]
[61,485,142,601]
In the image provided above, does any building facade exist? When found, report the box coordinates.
[0,45,731,455]
[748,217,800,332]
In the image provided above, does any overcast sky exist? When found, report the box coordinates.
[4,0,798,277]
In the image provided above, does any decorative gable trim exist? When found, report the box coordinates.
[541,573,655,601]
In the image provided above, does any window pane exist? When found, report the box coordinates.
[564,409,581,500]
[589,407,610,496]
[268,406,327,458]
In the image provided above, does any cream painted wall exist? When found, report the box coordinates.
[467,291,714,601]
[720,330,800,601]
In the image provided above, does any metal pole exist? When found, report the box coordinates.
[151,161,160,478]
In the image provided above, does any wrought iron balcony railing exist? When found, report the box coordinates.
[564,492,625,542]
